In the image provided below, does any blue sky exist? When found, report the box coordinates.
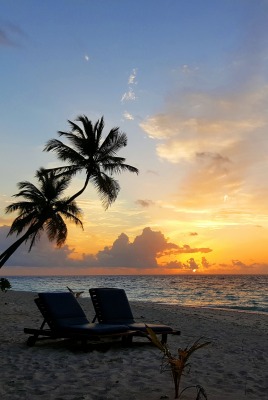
[1,0,268,275]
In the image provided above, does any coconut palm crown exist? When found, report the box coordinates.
[43,115,139,209]
[0,168,83,268]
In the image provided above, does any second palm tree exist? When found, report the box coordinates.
[44,115,139,209]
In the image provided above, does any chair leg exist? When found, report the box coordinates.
[26,332,42,346]
[161,333,168,344]
[26,319,47,346]
[122,334,133,346]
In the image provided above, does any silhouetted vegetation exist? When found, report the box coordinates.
[44,115,138,209]
[0,168,82,268]
[0,116,138,268]
[147,326,210,399]
[0,277,11,292]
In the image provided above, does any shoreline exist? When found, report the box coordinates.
[6,289,268,316]
[1,290,267,399]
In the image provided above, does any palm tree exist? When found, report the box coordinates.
[43,115,139,209]
[0,168,83,268]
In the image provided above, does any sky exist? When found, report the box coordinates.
[0,0,268,275]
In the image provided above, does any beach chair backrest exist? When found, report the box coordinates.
[37,292,89,329]
[90,288,135,324]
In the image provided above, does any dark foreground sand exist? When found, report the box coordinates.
[0,290,267,400]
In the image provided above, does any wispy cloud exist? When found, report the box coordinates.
[0,28,13,46]
[135,199,155,208]
[140,82,268,210]
[128,68,137,84]
[123,111,134,120]
[121,88,136,102]
[0,22,25,47]
[121,68,138,102]
[140,1,268,214]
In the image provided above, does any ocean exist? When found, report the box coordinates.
[4,274,268,314]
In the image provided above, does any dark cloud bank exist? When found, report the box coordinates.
[0,225,212,272]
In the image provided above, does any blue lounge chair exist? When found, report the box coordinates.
[24,292,135,347]
[89,288,180,343]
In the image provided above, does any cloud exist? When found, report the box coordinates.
[140,84,268,209]
[219,259,268,274]
[181,64,199,74]
[123,111,134,120]
[171,244,211,255]
[0,23,25,47]
[0,225,81,268]
[135,199,155,208]
[0,28,13,46]
[1,225,266,273]
[140,87,267,162]
[128,68,137,85]
[0,225,211,271]
[139,2,268,213]
[165,257,199,271]
[201,257,214,269]
[121,88,136,102]
[121,68,138,102]
[87,227,178,269]
[165,255,215,272]
[146,169,159,176]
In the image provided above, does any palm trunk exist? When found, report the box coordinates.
[66,175,90,204]
[0,222,43,268]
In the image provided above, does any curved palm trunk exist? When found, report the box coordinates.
[65,174,90,204]
[0,222,43,268]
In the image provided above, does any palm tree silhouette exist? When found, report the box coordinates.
[43,115,139,209]
[0,168,83,268]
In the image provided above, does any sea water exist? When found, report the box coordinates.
[4,274,268,314]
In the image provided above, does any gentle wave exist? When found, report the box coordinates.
[3,274,268,314]
[200,305,268,315]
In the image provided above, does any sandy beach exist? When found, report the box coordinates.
[0,290,267,400]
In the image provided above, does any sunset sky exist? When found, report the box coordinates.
[1,0,268,275]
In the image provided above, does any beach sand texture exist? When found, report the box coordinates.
[0,290,267,400]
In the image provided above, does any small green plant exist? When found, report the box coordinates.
[146,325,210,399]
[0,277,12,292]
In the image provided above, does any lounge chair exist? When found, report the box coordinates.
[89,288,180,343]
[24,292,135,347]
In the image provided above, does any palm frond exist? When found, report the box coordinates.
[45,215,67,246]
[8,213,40,236]
[67,118,86,138]
[44,165,82,179]
[6,201,36,214]
[44,115,139,209]
[95,116,104,145]
[60,210,84,228]
[91,173,120,209]
[99,129,127,157]
[102,159,139,175]
[27,226,44,251]
[44,139,84,164]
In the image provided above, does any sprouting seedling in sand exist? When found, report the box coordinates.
[67,286,84,298]
[146,325,211,399]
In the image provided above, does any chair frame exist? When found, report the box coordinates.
[24,293,135,347]
[89,287,180,344]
